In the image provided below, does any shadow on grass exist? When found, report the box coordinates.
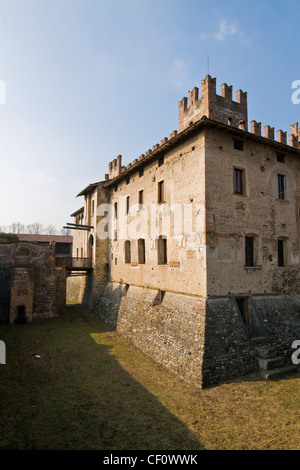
[0,304,203,451]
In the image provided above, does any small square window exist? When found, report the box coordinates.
[234,139,244,151]
[277,153,285,163]
[158,156,164,167]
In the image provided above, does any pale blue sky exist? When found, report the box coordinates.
[0,0,299,230]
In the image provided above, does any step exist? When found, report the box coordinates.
[258,356,285,370]
[255,345,278,359]
[260,364,298,380]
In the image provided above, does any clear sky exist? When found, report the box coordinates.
[0,0,299,232]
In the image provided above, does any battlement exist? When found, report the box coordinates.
[250,120,299,149]
[106,128,179,181]
[107,79,299,184]
[179,75,248,132]
[108,154,122,179]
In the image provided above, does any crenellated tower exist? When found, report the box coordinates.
[108,154,123,179]
[179,75,248,132]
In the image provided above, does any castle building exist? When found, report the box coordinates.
[67,75,300,387]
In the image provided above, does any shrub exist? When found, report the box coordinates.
[0,233,19,244]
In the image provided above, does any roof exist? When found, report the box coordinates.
[76,181,105,198]
[70,207,84,217]
[18,234,73,244]
[103,116,300,188]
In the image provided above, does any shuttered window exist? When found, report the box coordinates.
[138,239,145,264]
[234,168,244,194]
[158,181,164,203]
[124,240,131,264]
[278,174,285,200]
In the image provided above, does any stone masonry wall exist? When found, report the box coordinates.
[67,275,86,303]
[0,267,11,324]
[92,282,300,388]
[95,282,206,388]
[0,242,66,323]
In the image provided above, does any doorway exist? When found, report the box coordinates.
[15,305,26,324]
[235,297,249,329]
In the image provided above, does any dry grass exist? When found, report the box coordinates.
[0,303,299,450]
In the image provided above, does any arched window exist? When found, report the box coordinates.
[88,235,94,262]
[124,240,131,264]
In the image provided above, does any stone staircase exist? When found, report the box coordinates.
[255,344,298,380]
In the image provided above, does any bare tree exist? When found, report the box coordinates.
[60,227,72,236]
[8,222,24,234]
[27,222,44,235]
[44,225,57,235]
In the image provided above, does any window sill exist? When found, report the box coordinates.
[244,266,262,270]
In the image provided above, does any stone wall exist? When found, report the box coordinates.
[0,242,66,324]
[205,127,300,297]
[88,282,300,388]
[0,267,11,324]
[95,282,206,387]
[66,275,86,303]
[254,295,300,356]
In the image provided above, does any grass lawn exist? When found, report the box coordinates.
[0,303,299,450]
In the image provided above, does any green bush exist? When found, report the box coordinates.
[0,233,19,244]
